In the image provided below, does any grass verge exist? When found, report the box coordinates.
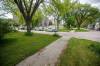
[59,28,71,32]
[59,28,88,32]
[75,28,88,32]
[57,38,100,66]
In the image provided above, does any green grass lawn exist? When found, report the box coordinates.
[75,28,88,32]
[59,28,88,32]
[0,32,59,66]
[57,38,100,66]
[59,28,71,32]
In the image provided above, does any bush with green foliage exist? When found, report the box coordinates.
[89,44,100,55]
[53,33,60,37]
[0,19,12,39]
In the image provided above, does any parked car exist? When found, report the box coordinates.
[34,27,44,31]
[46,28,58,32]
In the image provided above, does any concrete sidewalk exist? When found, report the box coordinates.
[16,36,72,66]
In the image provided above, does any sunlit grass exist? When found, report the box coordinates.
[57,38,100,66]
[0,32,59,66]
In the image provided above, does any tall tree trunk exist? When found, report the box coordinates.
[26,22,31,33]
[57,21,59,31]
[56,18,60,31]
[77,24,80,30]
[26,19,32,33]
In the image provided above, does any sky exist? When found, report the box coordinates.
[79,0,100,9]
[0,0,100,19]
[0,11,13,19]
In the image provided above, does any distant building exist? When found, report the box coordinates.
[39,17,53,27]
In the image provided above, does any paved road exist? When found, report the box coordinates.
[58,32,100,42]
[16,31,100,66]
[31,31,100,42]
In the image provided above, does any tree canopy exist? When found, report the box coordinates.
[1,0,100,32]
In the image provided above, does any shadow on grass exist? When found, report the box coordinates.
[24,32,33,36]
[89,43,100,55]
[0,38,17,46]
[88,43,100,66]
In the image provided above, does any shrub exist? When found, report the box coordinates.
[0,19,12,39]
[53,33,60,37]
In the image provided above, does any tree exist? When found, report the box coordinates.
[45,0,63,31]
[13,0,44,33]
[64,16,75,29]
[74,4,100,30]
[62,0,76,29]
[2,0,24,27]
[32,9,44,28]
[43,0,76,30]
